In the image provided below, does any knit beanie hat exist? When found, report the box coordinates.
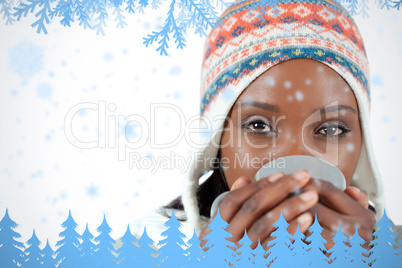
[181,0,385,234]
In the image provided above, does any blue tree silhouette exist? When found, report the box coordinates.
[202,208,237,267]
[0,208,26,267]
[117,224,138,267]
[24,229,42,267]
[252,239,268,267]
[55,210,82,267]
[135,227,158,267]
[93,214,118,267]
[288,223,307,265]
[80,223,96,267]
[304,214,329,267]
[236,230,254,267]
[328,225,350,266]
[346,226,369,268]
[369,210,400,267]
[266,210,292,267]
[41,239,57,268]
[157,209,187,267]
[185,230,204,267]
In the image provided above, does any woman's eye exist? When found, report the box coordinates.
[317,124,349,137]
[245,120,272,133]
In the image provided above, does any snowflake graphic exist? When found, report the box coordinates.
[36,82,53,99]
[8,40,44,84]
[119,121,141,142]
[3,0,401,55]
[86,183,100,199]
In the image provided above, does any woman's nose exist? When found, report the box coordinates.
[279,133,313,157]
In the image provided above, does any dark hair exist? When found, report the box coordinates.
[162,152,229,220]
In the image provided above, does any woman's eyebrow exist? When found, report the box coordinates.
[233,101,280,113]
[313,104,357,115]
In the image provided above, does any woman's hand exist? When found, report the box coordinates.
[301,179,376,251]
[199,170,319,250]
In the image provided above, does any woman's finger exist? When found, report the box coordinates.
[262,213,314,250]
[247,190,318,244]
[302,179,363,216]
[226,170,311,242]
[217,172,285,222]
[344,186,369,209]
[309,203,375,244]
[230,176,252,191]
[288,212,314,235]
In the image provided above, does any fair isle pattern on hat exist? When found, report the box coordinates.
[200,0,370,116]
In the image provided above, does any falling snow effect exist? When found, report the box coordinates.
[36,83,53,99]
[295,91,304,101]
[284,81,292,89]
[8,41,44,84]
[346,143,355,152]
[305,79,312,85]
[166,91,182,100]
[264,76,276,86]
[120,121,142,143]
[86,183,100,199]
[221,87,236,102]
[77,109,88,117]
[282,208,289,216]
[104,52,113,62]
[372,75,384,87]
[168,65,182,76]
[31,170,43,179]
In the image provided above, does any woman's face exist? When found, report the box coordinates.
[220,58,362,189]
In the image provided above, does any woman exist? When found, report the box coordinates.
[142,0,402,253]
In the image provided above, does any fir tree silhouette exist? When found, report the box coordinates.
[55,210,82,267]
[346,226,369,268]
[41,239,57,268]
[157,209,187,267]
[116,224,138,267]
[252,239,269,267]
[328,225,350,266]
[186,230,204,268]
[369,210,400,267]
[266,210,292,267]
[202,208,237,267]
[236,230,254,267]
[24,229,42,267]
[80,223,96,267]
[93,214,118,267]
[304,214,329,267]
[136,227,158,267]
[0,208,26,267]
[288,223,307,266]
